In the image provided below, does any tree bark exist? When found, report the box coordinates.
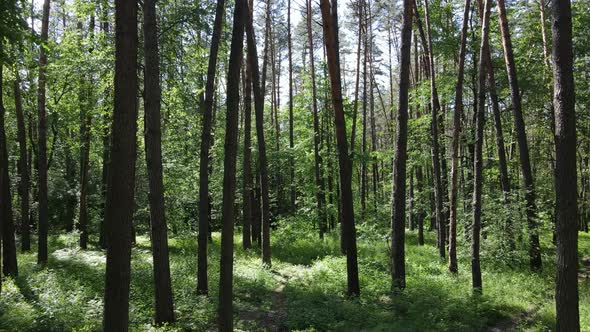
[102,0,138,328]
[307,0,327,238]
[144,0,176,323]
[245,1,272,266]
[218,0,246,329]
[319,0,360,296]
[14,73,30,252]
[472,0,491,293]
[1,64,18,278]
[390,0,412,290]
[243,57,253,250]
[197,0,226,296]
[497,0,542,270]
[551,0,580,328]
[37,0,51,265]
[448,0,471,274]
[287,0,296,210]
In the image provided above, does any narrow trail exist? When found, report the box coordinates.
[237,267,298,331]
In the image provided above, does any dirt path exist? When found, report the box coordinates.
[238,269,292,331]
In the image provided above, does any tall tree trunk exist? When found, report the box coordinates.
[390,0,412,290]
[448,0,471,274]
[320,0,361,297]
[360,0,368,217]
[287,0,296,210]
[243,58,253,250]
[14,73,31,252]
[496,0,542,270]
[1,64,18,277]
[307,0,327,238]
[77,18,93,250]
[198,0,226,296]
[144,0,175,323]
[423,0,445,259]
[349,0,363,155]
[245,0,272,266]
[551,0,579,328]
[102,0,138,328]
[37,0,51,265]
[99,0,110,251]
[472,0,491,293]
[218,0,246,328]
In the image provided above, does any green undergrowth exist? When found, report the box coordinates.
[0,219,588,331]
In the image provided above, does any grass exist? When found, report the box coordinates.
[0,219,588,331]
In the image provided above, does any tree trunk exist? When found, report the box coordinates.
[349,0,363,155]
[320,0,360,297]
[218,0,246,329]
[307,0,327,239]
[422,0,445,259]
[497,0,542,270]
[390,0,412,290]
[144,0,175,323]
[197,0,226,296]
[287,0,296,210]
[448,0,471,274]
[14,73,31,252]
[77,19,92,250]
[243,57,253,250]
[37,0,51,265]
[1,64,18,278]
[245,1,272,266]
[551,0,580,328]
[102,0,138,328]
[472,0,491,293]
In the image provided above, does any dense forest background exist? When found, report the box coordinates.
[0,0,588,330]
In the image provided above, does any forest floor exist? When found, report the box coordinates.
[0,217,589,331]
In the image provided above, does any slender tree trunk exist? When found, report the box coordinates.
[77,19,93,250]
[14,73,31,252]
[307,0,327,238]
[218,0,246,328]
[287,0,296,210]
[390,0,412,290]
[349,0,363,155]
[1,64,18,278]
[320,0,360,296]
[243,58,253,250]
[37,0,51,265]
[102,0,138,328]
[197,0,226,296]
[551,0,580,328]
[98,0,110,251]
[496,0,542,270]
[423,0,445,259]
[448,0,471,274]
[472,0,491,293]
[416,167,425,245]
[360,0,368,217]
[144,0,175,323]
[245,1,272,266]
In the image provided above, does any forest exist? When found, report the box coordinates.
[0,0,588,330]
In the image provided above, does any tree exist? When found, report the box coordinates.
[102,0,138,328]
[496,0,542,270]
[14,72,30,252]
[37,0,51,265]
[1,63,17,278]
[390,0,413,290]
[422,0,446,259]
[198,0,226,295]
[218,0,246,328]
[144,0,175,324]
[448,0,471,274]
[245,0,272,266]
[306,0,327,239]
[287,0,295,210]
[552,0,580,328]
[472,0,491,293]
[319,0,360,296]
